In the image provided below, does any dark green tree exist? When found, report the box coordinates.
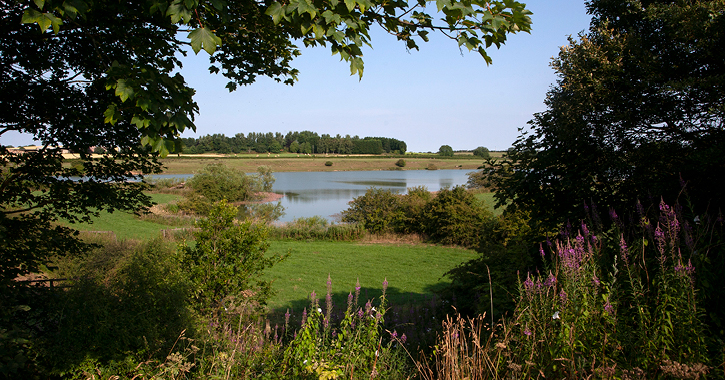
[484,0,725,229]
[472,146,490,158]
[438,144,454,157]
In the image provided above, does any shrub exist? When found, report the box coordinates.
[419,186,491,247]
[441,210,538,319]
[395,159,406,167]
[42,238,194,374]
[178,163,279,217]
[426,163,438,170]
[324,161,333,166]
[180,200,285,315]
[341,187,404,234]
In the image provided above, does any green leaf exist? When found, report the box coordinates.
[266,2,284,24]
[349,57,364,79]
[103,105,119,125]
[435,0,451,12]
[166,0,192,23]
[33,0,45,9]
[114,79,134,102]
[188,27,222,55]
[21,9,63,34]
[344,0,355,12]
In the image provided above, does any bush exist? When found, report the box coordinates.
[181,200,285,315]
[419,186,491,247]
[324,161,333,166]
[178,163,279,217]
[441,210,538,319]
[41,238,194,374]
[341,188,404,234]
[395,159,406,167]
[426,163,438,170]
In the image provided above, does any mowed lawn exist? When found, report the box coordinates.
[263,240,476,315]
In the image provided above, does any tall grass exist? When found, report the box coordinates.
[268,216,365,241]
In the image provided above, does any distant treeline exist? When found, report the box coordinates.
[182,131,407,155]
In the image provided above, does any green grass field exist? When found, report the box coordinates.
[63,193,185,240]
[263,240,475,315]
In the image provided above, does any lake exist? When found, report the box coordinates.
[150,169,472,222]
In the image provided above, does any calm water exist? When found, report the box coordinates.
[149,169,471,222]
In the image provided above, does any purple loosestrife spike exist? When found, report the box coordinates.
[301,308,307,326]
[619,234,629,266]
[354,278,361,306]
[539,243,545,258]
[401,333,407,344]
[581,222,589,237]
[347,292,354,311]
[604,300,614,316]
[655,224,666,255]
[592,275,600,287]
[609,208,618,222]
[636,200,645,219]
[391,330,398,339]
[559,290,568,306]
[383,277,388,294]
[285,309,290,326]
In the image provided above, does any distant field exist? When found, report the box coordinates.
[159,154,488,174]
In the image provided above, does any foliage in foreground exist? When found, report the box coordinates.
[181,201,285,316]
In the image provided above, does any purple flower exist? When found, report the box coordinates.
[301,308,307,326]
[401,333,407,344]
[383,277,388,293]
[285,309,291,326]
[559,290,568,305]
[347,292,354,310]
[539,243,545,258]
[604,300,614,316]
[523,328,532,336]
[592,275,600,287]
[391,330,398,339]
[523,273,535,296]
[544,271,557,288]
[581,222,589,237]
[609,208,618,222]
[619,234,629,266]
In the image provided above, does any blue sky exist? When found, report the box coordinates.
[3,0,593,152]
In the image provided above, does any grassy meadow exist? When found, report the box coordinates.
[264,240,475,314]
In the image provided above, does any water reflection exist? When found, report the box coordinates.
[148,169,471,222]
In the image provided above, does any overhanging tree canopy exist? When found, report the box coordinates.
[1,0,531,283]
[484,0,725,228]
